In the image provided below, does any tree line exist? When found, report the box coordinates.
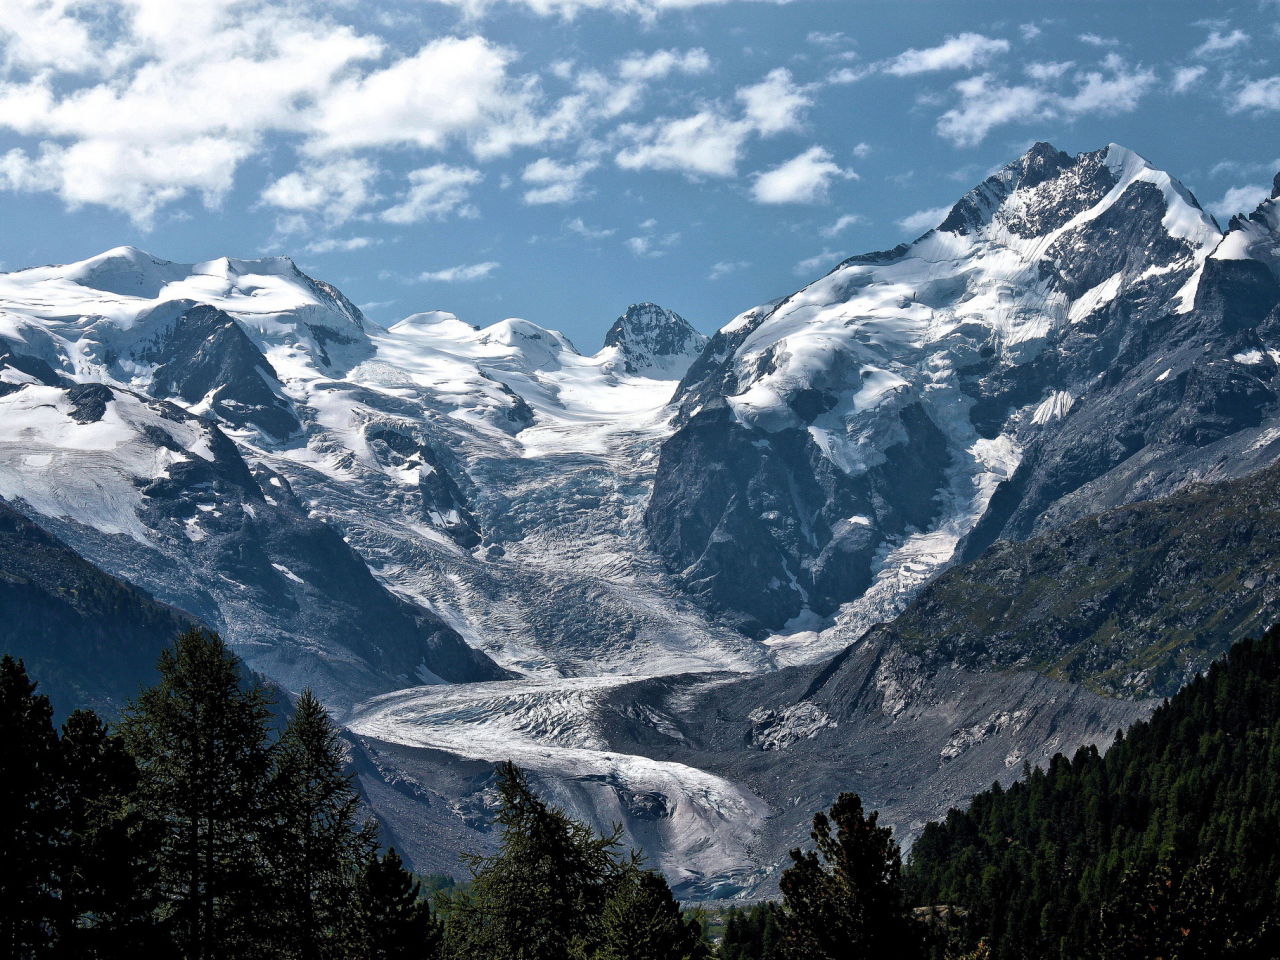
[11,623,1280,959]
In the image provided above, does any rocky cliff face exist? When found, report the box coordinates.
[646,143,1280,644]
[600,302,708,376]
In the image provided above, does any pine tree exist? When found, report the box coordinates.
[120,628,275,959]
[592,860,708,960]
[55,709,165,958]
[0,655,63,958]
[353,848,441,960]
[445,762,623,960]
[777,792,923,960]
[267,689,376,959]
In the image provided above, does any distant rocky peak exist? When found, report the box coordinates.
[600,303,708,376]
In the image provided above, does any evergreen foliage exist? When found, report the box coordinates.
[593,861,710,960]
[905,624,1280,959]
[120,628,276,958]
[718,903,784,960]
[776,792,924,960]
[0,655,63,957]
[1,630,711,960]
[268,690,377,959]
[353,848,442,960]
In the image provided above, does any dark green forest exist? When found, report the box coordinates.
[9,624,1280,959]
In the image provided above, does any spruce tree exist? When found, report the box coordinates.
[778,792,923,960]
[267,689,376,959]
[592,860,708,960]
[0,655,63,958]
[353,848,441,960]
[121,628,275,959]
[445,762,622,960]
[55,709,165,958]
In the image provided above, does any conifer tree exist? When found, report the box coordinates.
[352,848,441,960]
[592,860,708,960]
[777,792,922,960]
[267,689,376,959]
[55,709,165,958]
[445,762,622,960]
[0,655,63,958]
[121,628,275,959]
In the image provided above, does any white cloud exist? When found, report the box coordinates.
[382,165,482,224]
[305,236,378,254]
[936,75,1048,147]
[736,68,811,135]
[1194,29,1249,58]
[566,217,615,239]
[1019,23,1042,41]
[614,66,813,179]
[793,249,842,276]
[934,55,1154,147]
[1078,33,1118,47]
[417,0,794,19]
[616,110,750,177]
[617,47,711,81]
[0,3,384,224]
[416,261,500,283]
[708,260,749,280]
[851,142,871,158]
[1026,61,1074,81]
[1233,76,1280,112]
[897,205,951,235]
[883,33,1010,76]
[0,0,99,72]
[306,36,542,159]
[821,213,865,238]
[1207,183,1271,220]
[751,146,854,205]
[261,159,378,224]
[1173,65,1207,93]
[521,157,597,204]
[625,227,680,257]
[1060,55,1155,115]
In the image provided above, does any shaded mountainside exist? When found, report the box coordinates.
[881,459,1280,699]
[0,497,190,717]
[647,142,1280,644]
[905,625,1280,959]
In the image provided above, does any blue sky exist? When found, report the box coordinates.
[1,0,1278,346]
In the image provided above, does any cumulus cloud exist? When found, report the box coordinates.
[382,165,482,224]
[617,47,711,81]
[751,146,854,204]
[897,205,952,235]
[821,213,865,238]
[1194,28,1248,58]
[708,260,749,280]
[616,110,750,177]
[304,236,378,254]
[793,249,843,276]
[261,159,378,224]
[418,0,794,19]
[934,55,1155,147]
[1173,65,1207,93]
[521,157,597,204]
[1207,184,1271,220]
[882,33,1010,76]
[1233,76,1280,112]
[936,75,1048,147]
[1060,55,1155,115]
[416,261,500,282]
[566,217,615,239]
[736,68,811,135]
[1078,33,1118,47]
[615,66,814,178]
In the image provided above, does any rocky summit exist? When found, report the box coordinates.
[3,142,1280,896]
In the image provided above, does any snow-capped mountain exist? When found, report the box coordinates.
[5,141,1280,897]
[648,142,1269,658]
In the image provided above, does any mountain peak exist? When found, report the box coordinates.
[600,303,708,376]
